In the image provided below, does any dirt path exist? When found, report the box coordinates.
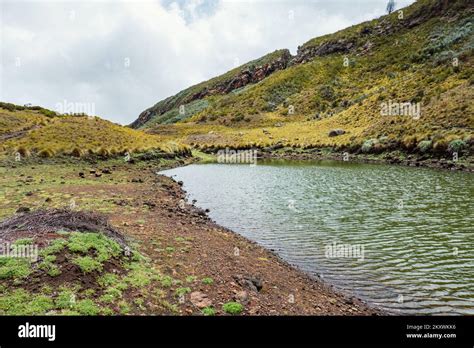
[0,125,41,141]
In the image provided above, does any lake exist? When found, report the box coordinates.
[161,160,474,315]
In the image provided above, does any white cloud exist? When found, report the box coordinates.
[0,0,415,124]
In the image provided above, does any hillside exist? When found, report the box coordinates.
[0,103,188,161]
[134,0,473,158]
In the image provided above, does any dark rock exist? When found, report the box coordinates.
[144,202,156,208]
[234,275,263,292]
[328,129,346,137]
[16,207,31,213]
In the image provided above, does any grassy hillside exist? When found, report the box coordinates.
[137,0,473,158]
[0,105,189,161]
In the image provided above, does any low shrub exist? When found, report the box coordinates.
[222,302,243,315]
[448,139,466,153]
[38,148,55,158]
[417,140,432,153]
[361,139,377,153]
[70,148,85,158]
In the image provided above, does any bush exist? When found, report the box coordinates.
[222,302,243,315]
[16,146,31,157]
[70,148,84,158]
[202,277,214,285]
[97,147,111,158]
[402,136,417,152]
[417,140,432,153]
[448,139,466,153]
[38,148,55,158]
[433,139,448,154]
[361,139,377,153]
[201,307,215,316]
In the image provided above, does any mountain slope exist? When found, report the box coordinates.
[0,104,188,160]
[134,0,473,157]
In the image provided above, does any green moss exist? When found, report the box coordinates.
[98,273,119,287]
[202,277,214,285]
[72,256,103,273]
[67,232,121,262]
[40,238,67,256]
[0,257,31,280]
[100,287,123,303]
[175,287,191,297]
[185,275,197,283]
[83,289,96,297]
[74,299,100,315]
[55,288,77,309]
[38,254,61,277]
[0,289,54,315]
[118,300,131,314]
[222,302,244,315]
[12,238,34,246]
[101,307,115,315]
[161,275,173,287]
[201,307,216,316]
[41,285,53,295]
[123,262,153,288]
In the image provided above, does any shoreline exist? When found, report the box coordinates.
[0,156,381,315]
[218,147,473,172]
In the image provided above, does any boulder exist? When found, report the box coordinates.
[328,129,346,137]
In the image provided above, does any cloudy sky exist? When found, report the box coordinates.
[0,0,415,125]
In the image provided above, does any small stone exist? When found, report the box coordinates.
[234,290,249,305]
[190,292,212,309]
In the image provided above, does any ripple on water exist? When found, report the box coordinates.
[161,160,474,315]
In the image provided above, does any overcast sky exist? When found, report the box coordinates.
[0,0,415,125]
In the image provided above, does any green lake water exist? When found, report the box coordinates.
[161,160,474,315]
